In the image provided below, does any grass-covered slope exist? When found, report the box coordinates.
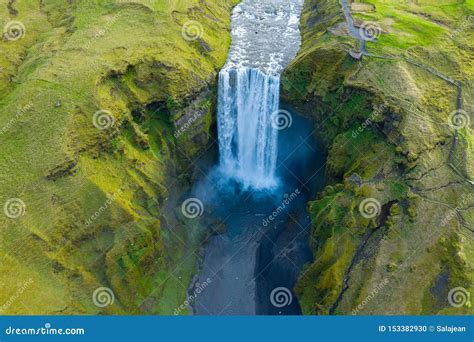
[0,0,237,314]
[282,0,473,315]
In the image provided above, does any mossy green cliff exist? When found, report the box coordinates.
[282,0,473,315]
[0,0,237,314]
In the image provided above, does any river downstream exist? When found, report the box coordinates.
[190,111,325,315]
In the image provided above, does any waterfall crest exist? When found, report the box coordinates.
[217,0,304,189]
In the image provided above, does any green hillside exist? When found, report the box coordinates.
[283,0,473,315]
[0,0,237,314]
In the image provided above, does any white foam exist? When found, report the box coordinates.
[224,0,305,74]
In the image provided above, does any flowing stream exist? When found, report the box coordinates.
[217,0,304,189]
[188,0,326,315]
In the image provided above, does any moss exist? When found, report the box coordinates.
[0,0,237,314]
[422,233,472,314]
[289,0,473,315]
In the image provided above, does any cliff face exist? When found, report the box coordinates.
[0,0,237,314]
[282,0,473,315]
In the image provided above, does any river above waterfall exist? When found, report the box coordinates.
[225,0,304,74]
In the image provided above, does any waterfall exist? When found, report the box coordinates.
[216,0,304,190]
[218,68,280,189]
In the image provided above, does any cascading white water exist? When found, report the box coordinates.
[217,0,304,189]
[218,68,280,188]
[192,0,307,316]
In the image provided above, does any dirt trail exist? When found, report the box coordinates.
[339,0,468,175]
